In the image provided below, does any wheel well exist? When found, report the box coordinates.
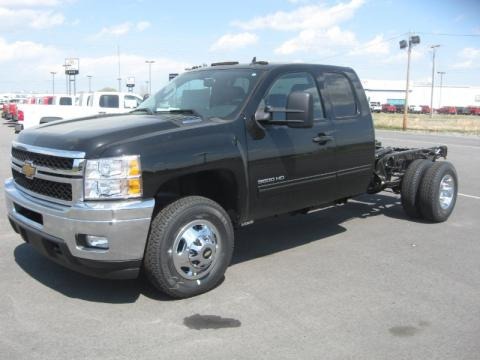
[155,170,239,221]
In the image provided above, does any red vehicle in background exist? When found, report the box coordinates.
[421,105,431,114]
[437,106,457,115]
[42,96,54,105]
[468,106,480,115]
[8,102,19,120]
[1,103,8,118]
[382,104,396,113]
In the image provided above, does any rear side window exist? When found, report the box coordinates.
[99,95,119,108]
[59,97,72,105]
[324,73,357,118]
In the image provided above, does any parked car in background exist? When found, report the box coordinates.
[7,100,21,120]
[421,105,431,114]
[370,101,381,113]
[1,103,9,118]
[40,94,75,105]
[409,105,422,113]
[16,91,143,132]
[468,106,480,115]
[456,107,471,115]
[382,104,396,113]
[395,105,405,113]
[438,106,457,115]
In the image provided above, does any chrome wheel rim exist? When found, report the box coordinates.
[170,220,220,280]
[439,174,455,210]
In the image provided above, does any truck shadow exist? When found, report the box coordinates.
[14,192,405,303]
[232,192,406,264]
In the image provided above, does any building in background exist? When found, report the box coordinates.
[362,79,480,108]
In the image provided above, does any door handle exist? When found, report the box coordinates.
[312,134,333,145]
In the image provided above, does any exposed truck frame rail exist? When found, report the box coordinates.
[368,144,448,194]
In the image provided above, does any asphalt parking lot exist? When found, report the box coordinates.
[0,123,479,360]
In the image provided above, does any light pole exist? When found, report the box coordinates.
[437,71,446,109]
[429,45,440,118]
[399,34,420,130]
[145,60,155,95]
[62,64,68,94]
[50,71,56,95]
[87,75,92,92]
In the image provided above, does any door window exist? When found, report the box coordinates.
[259,72,324,121]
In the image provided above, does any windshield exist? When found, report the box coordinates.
[138,68,263,120]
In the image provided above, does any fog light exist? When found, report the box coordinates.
[85,235,109,249]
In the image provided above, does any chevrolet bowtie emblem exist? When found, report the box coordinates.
[22,160,36,179]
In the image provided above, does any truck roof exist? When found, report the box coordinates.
[188,62,355,73]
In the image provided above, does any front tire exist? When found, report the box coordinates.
[419,161,458,222]
[144,196,234,298]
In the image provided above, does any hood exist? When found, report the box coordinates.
[16,113,204,157]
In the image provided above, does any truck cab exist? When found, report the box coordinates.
[5,62,458,298]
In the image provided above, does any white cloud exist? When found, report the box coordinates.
[136,20,150,32]
[381,48,425,64]
[275,26,356,55]
[0,7,64,29]
[452,47,480,69]
[232,0,364,31]
[350,34,391,56]
[93,21,152,38]
[95,22,131,37]
[210,32,258,51]
[0,37,59,62]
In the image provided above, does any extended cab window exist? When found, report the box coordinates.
[99,95,119,108]
[324,73,357,118]
[259,72,323,121]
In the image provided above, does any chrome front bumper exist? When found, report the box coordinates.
[5,178,155,276]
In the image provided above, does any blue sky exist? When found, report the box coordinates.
[0,0,479,93]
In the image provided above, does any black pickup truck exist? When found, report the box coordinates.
[5,62,458,298]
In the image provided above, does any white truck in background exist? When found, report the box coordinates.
[16,92,143,132]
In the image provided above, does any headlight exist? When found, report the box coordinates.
[84,155,143,200]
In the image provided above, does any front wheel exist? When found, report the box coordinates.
[144,196,234,298]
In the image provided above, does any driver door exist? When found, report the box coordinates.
[246,71,337,219]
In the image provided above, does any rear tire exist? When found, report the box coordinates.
[419,161,458,222]
[144,196,234,298]
[401,159,433,218]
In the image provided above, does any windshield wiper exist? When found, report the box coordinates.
[130,108,153,115]
[155,109,202,118]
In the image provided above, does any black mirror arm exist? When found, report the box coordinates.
[257,119,304,125]
[265,106,305,114]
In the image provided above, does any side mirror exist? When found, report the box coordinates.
[286,91,313,128]
[254,107,271,122]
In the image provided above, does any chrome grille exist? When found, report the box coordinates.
[11,148,74,170]
[12,169,72,201]
[11,142,85,205]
